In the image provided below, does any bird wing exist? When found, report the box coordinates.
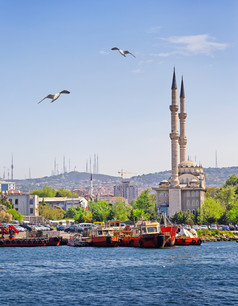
[38,94,55,104]
[60,90,70,94]
[124,50,136,58]
[111,47,119,51]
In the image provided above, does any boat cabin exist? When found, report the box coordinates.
[91,228,114,237]
[139,222,161,235]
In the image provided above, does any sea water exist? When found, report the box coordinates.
[0,241,237,305]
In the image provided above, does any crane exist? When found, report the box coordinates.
[118,169,137,180]
[117,169,137,198]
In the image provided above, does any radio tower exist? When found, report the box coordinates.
[11,155,14,180]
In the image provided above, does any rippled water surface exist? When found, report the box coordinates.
[0,242,237,305]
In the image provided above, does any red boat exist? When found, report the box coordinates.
[175,237,202,246]
[119,222,167,248]
[91,227,118,247]
[159,213,178,246]
[161,225,178,246]
[0,223,60,247]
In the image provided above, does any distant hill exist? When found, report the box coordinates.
[130,167,238,188]
[13,167,238,191]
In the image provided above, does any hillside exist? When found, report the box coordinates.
[13,167,238,191]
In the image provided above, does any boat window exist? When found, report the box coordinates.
[141,227,147,233]
[147,227,157,233]
[104,230,108,234]
[98,230,102,235]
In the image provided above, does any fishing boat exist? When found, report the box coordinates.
[0,237,60,247]
[119,221,167,248]
[91,227,118,247]
[175,228,202,246]
[175,237,202,245]
[0,224,60,247]
[67,233,91,247]
[160,213,178,246]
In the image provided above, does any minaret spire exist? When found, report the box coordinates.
[179,76,187,163]
[11,154,14,181]
[170,68,179,187]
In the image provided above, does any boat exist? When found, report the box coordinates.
[175,227,202,246]
[67,233,91,247]
[91,227,118,247]
[0,237,60,247]
[160,213,178,246]
[119,221,167,248]
[0,223,60,247]
[175,237,202,245]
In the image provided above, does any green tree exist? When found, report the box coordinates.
[88,201,112,222]
[200,196,223,224]
[228,201,238,224]
[73,206,89,223]
[6,209,23,221]
[111,199,130,222]
[31,186,57,197]
[225,174,238,187]
[215,186,236,211]
[134,189,156,219]
[171,210,188,224]
[55,189,77,197]
[38,203,65,220]
[65,206,78,219]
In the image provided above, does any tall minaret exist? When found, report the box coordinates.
[169,68,179,187]
[178,77,187,163]
[90,173,93,200]
[11,155,14,181]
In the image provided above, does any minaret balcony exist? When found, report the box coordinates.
[169,105,179,112]
[170,132,179,140]
[179,138,187,145]
[178,113,187,119]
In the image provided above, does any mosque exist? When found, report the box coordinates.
[153,69,206,217]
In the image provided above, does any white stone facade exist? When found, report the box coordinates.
[8,194,39,216]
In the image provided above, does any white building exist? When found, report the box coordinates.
[0,181,15,192]
[8,193,39,216]
[39,197,88,211]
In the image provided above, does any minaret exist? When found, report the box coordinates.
[90,173,93,200]
[11,155,14,181]
[178,77,187,163]
[169,68,179,187]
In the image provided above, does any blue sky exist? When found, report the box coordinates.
[0,0,237,179]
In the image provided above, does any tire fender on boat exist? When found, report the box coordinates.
[192,239,196,245]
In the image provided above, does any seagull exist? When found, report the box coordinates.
[111,47,136,58]
[38,90,70,104]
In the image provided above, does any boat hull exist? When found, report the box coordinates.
[139,233,166,248]
[0,237,60,247]
[175,237,202,245]
[91,236,118,247]
[161,226,178,246]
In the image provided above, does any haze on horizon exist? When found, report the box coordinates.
[0,1,237,180]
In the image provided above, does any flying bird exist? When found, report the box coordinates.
[111,47,136,58]
[38,90,70,104]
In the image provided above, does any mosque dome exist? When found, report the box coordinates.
[179,160,200,168]
[159,180,169,187]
